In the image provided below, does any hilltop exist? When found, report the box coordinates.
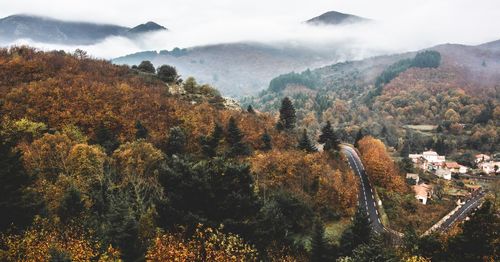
[306,10,370,25]
[0,14,167,45]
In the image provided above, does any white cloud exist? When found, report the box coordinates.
[1,0,499,59]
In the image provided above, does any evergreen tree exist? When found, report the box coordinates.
[298,129,317,153]
[318,121,340,151]
[434,136,447,156]
[57,186,85,222]
[402,226,420,256]
[276,97,296,131]
[261,130,272,151]
[340,206,371,255]
[247,105,255,114]
[48,248,71,262]
[0,139,39,231]
[352,233,398,262]
[354,129,364,148]
[226,117,250,157]
[448,200,499,262]
[137,60,155,74]
[157,64,180,84]
[166,126,187,156]
[135,120,148,140]
[94,121,119,154]
[200,123,224,158]
[311,219,327,262]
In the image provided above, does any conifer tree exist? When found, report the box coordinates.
[340,206,371,255]
[247,105,255,114]
[57,186,85,222]
[276,97,296,131]
[226,117,250,157]
[311,219,327,262]
[261,130,272,151]
[94,121,119,154]
[166,126,186,156]
[354,129,364,148]
[318,121,340,151]
[135,120,148,140]
[298,129,317,153]
[200,123,223,157]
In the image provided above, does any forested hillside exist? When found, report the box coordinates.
[244,42,500,161]
[0,47,361,261]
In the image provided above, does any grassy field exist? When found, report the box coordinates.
[324,218,352,245]
[403,125,437,131]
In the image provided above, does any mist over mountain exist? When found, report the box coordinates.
[306,11,369,25]
[0,14,167,45]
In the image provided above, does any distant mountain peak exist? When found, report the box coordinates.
[128,21,167,34]
[306,10,369,25]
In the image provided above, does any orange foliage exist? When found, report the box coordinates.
[357,136,407,193]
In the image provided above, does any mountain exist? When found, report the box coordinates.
[128,21,167,34]
[244,40,500,153]
[0,14,167,45]
[306,11,369,25]
[113,42,349,97]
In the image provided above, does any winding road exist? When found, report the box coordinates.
[341,144,485,235]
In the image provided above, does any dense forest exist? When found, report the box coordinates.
[0,47,498,261]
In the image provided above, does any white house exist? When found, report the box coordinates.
[409,150,446,171]
[478,161,500,174]
[444,162,468,174]
[475,154,491,164]
[436,168,452,180]
[413,183,433,205]
[406,173,420,184]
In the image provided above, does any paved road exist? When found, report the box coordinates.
[439,191,485,231]
[342,145,385,234]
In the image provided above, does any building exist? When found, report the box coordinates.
[444,162,468,174]
[409,150,445,171]
[406,173,420,184]
[475,154,491,164]
[436,168,452,180]
[478,161,500,174]
[413,183,433,205]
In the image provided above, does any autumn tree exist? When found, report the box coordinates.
[318,121,340,151]
[276,97,296,131]
[298,129,317,153]
[137,60,155,74]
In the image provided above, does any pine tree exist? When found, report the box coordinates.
[276,97,296,131]
[352,233,397,262]
[166,126,187,156]
[434,136,446,156]
[94,121,119,154]
[340,206,371,255]
[311,220,327,262]
[200,123,223,157]
[135,120,148,140]
[57,186,85,222]
[226,117,250,157]
[247,105,255,114]
[318,121,340,151]
[354,129,364,148]
[298,129,317,153]
[261,130,272,151]
[0,140,38,231]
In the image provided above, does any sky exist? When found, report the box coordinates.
[1,0,500,58]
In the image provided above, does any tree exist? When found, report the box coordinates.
[247,105,256,114]
[200,123,223,158]
[166,126,187,156]
[226,117,250,157]
[298,129,317,153]
[0,138,39,231]
[340,206,371,255]
[137,60,155,74]
[48,248,71,262]
[354,129,363,148]
[352,233,397,262]
[157,64,180,84]
[260,130,272,151]
[310,220,327,262]
[94,121,119,154]
[57,187,85,222]
[135,120,148,140]
[318,121,340,151]
[276,97,296,131]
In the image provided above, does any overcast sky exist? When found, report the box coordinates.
[1,0,500,58]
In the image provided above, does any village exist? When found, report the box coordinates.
[406,150,499,205]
